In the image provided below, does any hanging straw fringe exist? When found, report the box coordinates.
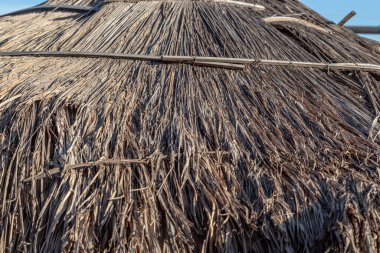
[0,51,379,72]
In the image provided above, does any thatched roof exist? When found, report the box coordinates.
[1,0,380,252]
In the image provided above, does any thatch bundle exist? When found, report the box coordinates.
[1,0,380,252]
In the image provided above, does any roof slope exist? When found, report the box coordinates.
[0,0,380,252]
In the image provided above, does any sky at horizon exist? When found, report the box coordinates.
[0,1,379,41]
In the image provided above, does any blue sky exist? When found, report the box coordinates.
[0,0,379,41]
[0,1,42,14]
[303,0,380,41]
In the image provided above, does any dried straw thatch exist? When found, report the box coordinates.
[1,0,380,252]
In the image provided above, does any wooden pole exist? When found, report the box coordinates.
[1,51,380,72]
[337,11,356,26]
[346,26,380,34]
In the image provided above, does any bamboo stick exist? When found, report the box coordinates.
[161,55,254,64]
[0,51,162,61]
[1,51,380,73]
[195,57,255,64]
[194,61,245,70]
[256,60,380,72]
[0,5,98,17]
[0,52,245,70]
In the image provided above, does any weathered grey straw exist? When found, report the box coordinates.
[1,0,380,252]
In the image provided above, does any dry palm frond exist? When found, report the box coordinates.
[0,0,380,253]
